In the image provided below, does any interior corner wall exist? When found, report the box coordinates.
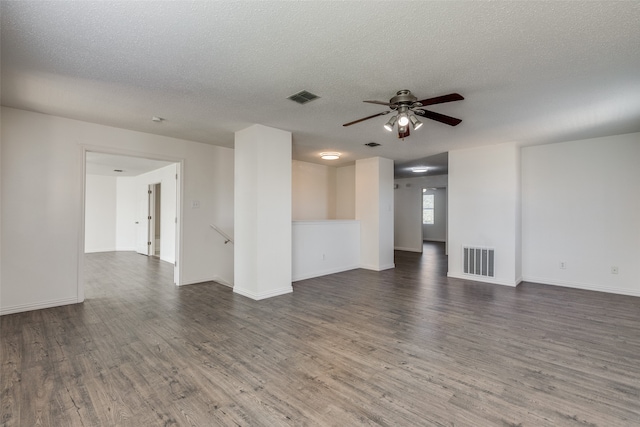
[0,107,234,315]
[336,165,356,219]
[85,174,117,253]
[292,160,336,220]
[522,132,640,296]
[448,142,521,286]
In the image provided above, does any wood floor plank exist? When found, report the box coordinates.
[1,246,640,426]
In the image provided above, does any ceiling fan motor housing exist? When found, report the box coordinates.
[390,90,418,108]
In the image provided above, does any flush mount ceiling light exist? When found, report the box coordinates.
[343,89,463,139]
[151,116,165,123]
[320,152,341,160]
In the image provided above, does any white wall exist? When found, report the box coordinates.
[448,142,521,286]
[0,107,234,315]
[291,161,356,221]
[336,165,356,219]
[85,174,117,252]
[234,125,292,300]
[292,160,336,220]
[522,132,640,296]
[292,220,360,281]
[356,157,395,271]
[394,175,448,252]
[115,176,137,251]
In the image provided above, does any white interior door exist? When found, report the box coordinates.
[135,185,151,255]
[149,184,157,256]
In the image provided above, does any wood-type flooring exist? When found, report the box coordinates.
[2,243,639,426]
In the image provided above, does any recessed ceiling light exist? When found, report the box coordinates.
[151,116,164,123]
[412,167,428,173]
[113,169,124,173]
[364,142,381,147]
[320,152,341,160]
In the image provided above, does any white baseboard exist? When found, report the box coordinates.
[447,272,520,287]
[178,276,234,288]
[522,276,640,297]
[179,276,217,286]
[360,263,395,272]
[293,265,359,282]
[84,248,117,253]
[1,297,80,316]
[394,246,422,253]
[233,286,293,301]
[212,276,234,288]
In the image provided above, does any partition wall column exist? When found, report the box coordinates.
[234,125,293,300]
[355,156,395,271]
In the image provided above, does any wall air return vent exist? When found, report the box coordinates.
[287,90,320,104]
[463,246,495,278]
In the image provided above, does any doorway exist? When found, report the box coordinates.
[83,150,182,292]
[422,187,448,253]
[136,182,162,258]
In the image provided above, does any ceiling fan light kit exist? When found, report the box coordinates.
[343,89,463,139]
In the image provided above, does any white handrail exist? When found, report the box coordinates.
[209,224,234,244]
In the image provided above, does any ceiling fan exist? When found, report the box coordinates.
[343,90,464,139]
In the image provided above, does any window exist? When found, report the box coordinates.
[423,191,434,225]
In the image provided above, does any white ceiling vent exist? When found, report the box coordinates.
[287,90,320,105]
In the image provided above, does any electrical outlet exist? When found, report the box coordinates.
[560,261,567,269]
[611,266,619,274]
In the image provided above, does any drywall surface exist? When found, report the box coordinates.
[234,125,292,300]
[356,157,394,271]
[292,220,360,281]
[115,176,137,251]
[0,107,234,314]
[292,160,336,220]
[85,174,117,252]
[522,132,640,296]
[448,142,521,286]
[336,165,356,219]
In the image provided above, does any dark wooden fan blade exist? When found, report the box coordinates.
[398,127,410,139]
[417,93,464,107]
[363,100,392,106]
[343,111,389,127]
[414,109,462,126]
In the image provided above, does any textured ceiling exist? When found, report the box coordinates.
[2,1,640,170]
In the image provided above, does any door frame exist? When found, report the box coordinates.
[79,145,184,302]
